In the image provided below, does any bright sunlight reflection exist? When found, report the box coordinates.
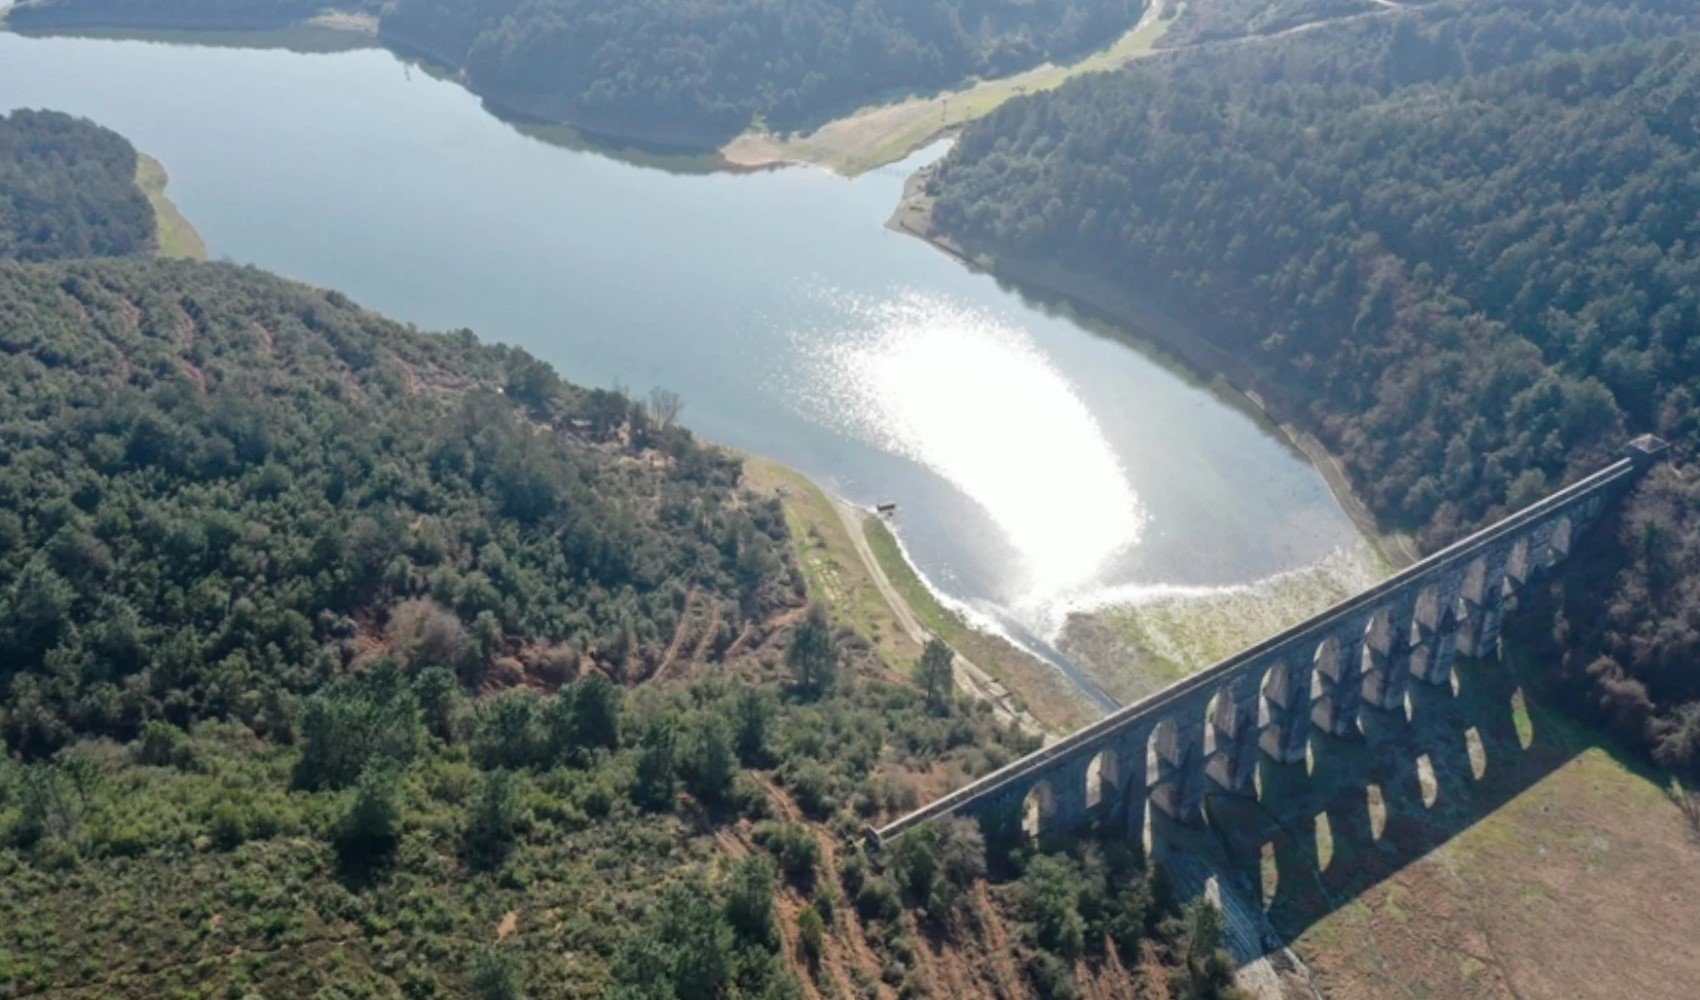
[805,290,1146,603]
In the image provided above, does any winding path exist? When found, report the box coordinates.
[828,497,1048,740]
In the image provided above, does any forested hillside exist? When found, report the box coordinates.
[0,259,869,993]
[7,0,1147,144]
[0,257,1241,998]
[0,109,154,260]
[0,257,796,757]
[926,0,1700,774]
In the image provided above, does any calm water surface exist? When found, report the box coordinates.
[0,28,1366,687]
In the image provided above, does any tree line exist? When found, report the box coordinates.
[926,0,1700,775]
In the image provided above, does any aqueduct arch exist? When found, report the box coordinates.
[871,437,1668,850]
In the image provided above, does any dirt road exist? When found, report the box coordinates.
[829,497,1050,741]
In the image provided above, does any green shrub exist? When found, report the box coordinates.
[786,607,837,699]
[724,856,777,947]
[728,687,776,766]
[679,713,736,808]
[855,876,901,924]
[469,947,523,1000]
[796,905,824,965]
[1028,950,1078,1000]
[472,690,542,771]
[631,720,677,813]
[786,760,835,819]
[135,722,194,769]
[730,774,771,820]
[576,774,617,819]
[465,769,527,869]
[208,802,249,851]
[839,851,867,897]
[1023,856,1085,960]
[296,665,424,791]
[811,884,836,926]
[753,822,820,890]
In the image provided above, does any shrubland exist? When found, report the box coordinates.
[0,257,793,758]
[0,254,1053,994]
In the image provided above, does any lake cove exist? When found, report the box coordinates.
[0,27,1377,701]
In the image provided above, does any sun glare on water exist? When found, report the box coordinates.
[804,291,1147,605]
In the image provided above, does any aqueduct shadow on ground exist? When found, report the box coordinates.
[1128,640,1644,967]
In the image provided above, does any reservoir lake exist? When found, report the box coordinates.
[0,24,1370,694]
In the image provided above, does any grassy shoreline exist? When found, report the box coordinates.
[136,152,207,260]
[741,456,925,673]
[720,4,1177,176]
[740,455,1095,734]
[858,514,1100,733]
[1058,546,1389,704]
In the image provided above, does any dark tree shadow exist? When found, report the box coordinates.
[333,840,398,892]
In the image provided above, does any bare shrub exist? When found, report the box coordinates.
[529,644,580,687]
[388,599,473,673]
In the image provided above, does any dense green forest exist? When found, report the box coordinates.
[927,0,1700,774]
[0,257,796,757]
[0,109,154,261]
[6,0,1147,144]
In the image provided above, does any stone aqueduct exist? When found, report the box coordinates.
[872,436,1670,849]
